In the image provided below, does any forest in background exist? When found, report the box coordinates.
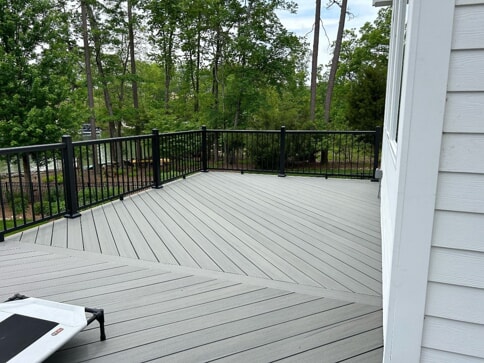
[0,0,390,148]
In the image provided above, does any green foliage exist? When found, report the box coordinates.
[0,0,80,147]
[78,186,124,206]
[247,137,279,170]
[0,0,390,147]
[345,66,387,130]
[324,7,391,130]
[41,174,63,184]
[145,0,308,131]
[33,200,65,216]
[6,192,28,213]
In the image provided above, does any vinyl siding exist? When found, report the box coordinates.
[423,1,484,360]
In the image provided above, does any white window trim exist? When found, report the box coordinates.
[384,0,407,144]
[373,0,392,6]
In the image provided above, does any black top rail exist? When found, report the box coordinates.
[0,142,65,155]
[0,127,380,241]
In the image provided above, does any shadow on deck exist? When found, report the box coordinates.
[1,172,383,362]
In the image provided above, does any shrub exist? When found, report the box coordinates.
[33,200,65,216]
[41,174,64,184]
[7,192,28,214]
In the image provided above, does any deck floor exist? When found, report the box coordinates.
[2,172,383,362]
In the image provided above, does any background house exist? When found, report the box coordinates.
[375,0,484,361]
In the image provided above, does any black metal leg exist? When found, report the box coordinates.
[85,307,106,341]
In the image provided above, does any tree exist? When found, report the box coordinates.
[324,0,348,123]
[81,0,97,140]
[147,0,180,112]
[337,7,391,130]
[0,0,79,201]
[227,0,304,128]
[84,1,118,138]
[127,0,141,133]
[309,0,321,122]
[144,0,306,130]
[0,0,79,147]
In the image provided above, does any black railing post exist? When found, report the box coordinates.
[372,126,382,181]
[278,126,286,177]
[152,129,162,189]
[201,125,208,172]
[62,135,81,218]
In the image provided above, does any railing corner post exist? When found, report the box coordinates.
[372,126,382,181]
[201,125,208,172]
[152,129,162,189]
[0,232,4,242]
[62,135,81,218]
[278,126,286,177]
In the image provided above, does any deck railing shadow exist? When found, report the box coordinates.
[0,126,381,240]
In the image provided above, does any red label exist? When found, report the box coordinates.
[51,327,64,336]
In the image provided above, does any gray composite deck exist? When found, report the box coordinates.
[1,172,383,362]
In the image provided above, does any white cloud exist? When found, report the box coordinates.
[277,0,379,70]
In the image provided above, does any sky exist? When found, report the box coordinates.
[277,0,379,70]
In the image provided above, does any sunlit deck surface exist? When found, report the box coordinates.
[2,172,383,362]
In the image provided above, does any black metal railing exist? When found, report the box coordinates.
[0,126,380,240]
[204,127,381,179]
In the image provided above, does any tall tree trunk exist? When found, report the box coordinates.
[22,154,33,208]
[234,97,241,128]
[194,11,201,113]
[81,0,99,175]
[164,32,174,111]
[127,0,140,134]
[117,51,129,136]
[212,20,223,127]
[309,0,321,122]
[212,27,221,113]
[81,1,96,140]
[85,3,116,137]
[324,0,348,123]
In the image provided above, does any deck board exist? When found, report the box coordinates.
[111,200,158,262]
[160,306,381,362]
[150,185,273,279]
[51,219,68,248]
[2,172,383,362]
[118,198,176,265]
[66,217,83,251]
[161,185,312,285]
[80,209,102,253]
[101,202,138,259]
[174,175,380,294]
[273,325,383,362]
[90,206,120,256]
[134,192,201,268]
[152,191,246,274]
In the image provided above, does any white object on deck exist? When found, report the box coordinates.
[0,296,104,363]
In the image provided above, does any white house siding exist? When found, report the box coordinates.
[422,1,484,361]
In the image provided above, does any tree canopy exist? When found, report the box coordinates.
[0,0,80,147]
[0,1,391,147]
[323,7,391,130]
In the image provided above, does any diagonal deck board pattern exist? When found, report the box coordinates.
[3,172,383,361]
[0,242,382,362]
[10,173,381,296]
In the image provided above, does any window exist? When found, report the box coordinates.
[385,0,408,143]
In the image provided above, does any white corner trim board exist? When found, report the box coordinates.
[381,0,455,362]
